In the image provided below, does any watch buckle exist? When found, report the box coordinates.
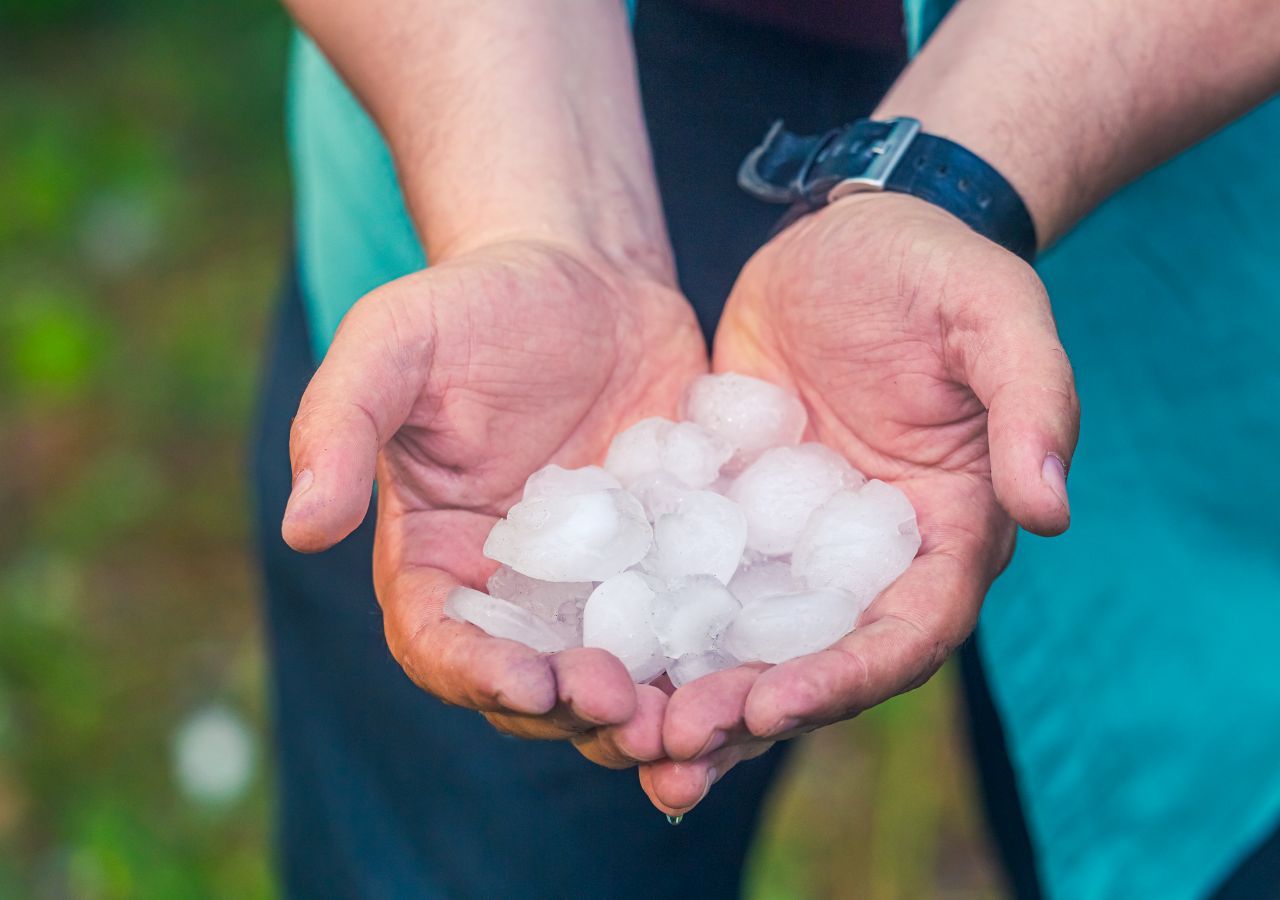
[827,117,922,201]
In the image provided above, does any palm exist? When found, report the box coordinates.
[713,194,1018,610]
[373,241,706,587]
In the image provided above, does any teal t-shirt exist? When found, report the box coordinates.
[287,5,1280,897]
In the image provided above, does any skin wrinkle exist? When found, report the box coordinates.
[803,379,981,478]
[579,692,664,765]
[819,644,875,721]
[376,291,432,398]
[903,416,991,473]
[419,612,521,709]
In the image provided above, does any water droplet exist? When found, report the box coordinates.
[666,813,684,826]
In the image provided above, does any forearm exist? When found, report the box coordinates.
[876,0,1280,246]
[284,0,673,279]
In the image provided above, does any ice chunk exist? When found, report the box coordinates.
[682,373,808,465]
[727,558,797,605]
[727,444,865,555]
[629,470,690,523]
[661,421,734,487]
[486,565,592,614]
[604,417,732,488]
[523,464,621,501]
[487,566,594,647]
[724,588,859,664]
[552,597,588,648]
[650,575,741,658]
[666,647,740,688]
[644,490,748,585]
[444,587,567,653]
[792,480,921,609]
[604,418,666,485]
[484,489,652,582]
[582,572,668,682]
[477,371,917,673]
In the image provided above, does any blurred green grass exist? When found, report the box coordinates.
[0,2,1001,897]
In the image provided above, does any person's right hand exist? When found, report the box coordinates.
[639,193,1079,815]
[280,237,707,769]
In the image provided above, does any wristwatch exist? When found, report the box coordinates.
[738,117,1038,262]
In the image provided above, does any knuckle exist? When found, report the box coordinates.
[470,671,507,707]
[574,737,630,770]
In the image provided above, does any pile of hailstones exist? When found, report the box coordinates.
[446,373,922,688]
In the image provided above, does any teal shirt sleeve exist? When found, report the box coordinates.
[287,33,426,361]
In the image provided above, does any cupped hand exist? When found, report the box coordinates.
[641,193,1080,815]
[281,237,707,769]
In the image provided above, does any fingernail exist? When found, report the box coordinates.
[695,730,726,758]
[665,814,684,826]
[1041,453,1069,513]
[766,716,801,738]
[284,468,313,519]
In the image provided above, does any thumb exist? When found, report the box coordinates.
[282,289,433,552]
[953,270,1080,537]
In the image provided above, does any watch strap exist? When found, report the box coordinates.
[739,118,1038,262]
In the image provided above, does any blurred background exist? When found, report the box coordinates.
[0,0,1001,896]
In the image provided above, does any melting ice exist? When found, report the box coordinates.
[448,372,921,685]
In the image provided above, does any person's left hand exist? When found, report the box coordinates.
[637,193,1079,816]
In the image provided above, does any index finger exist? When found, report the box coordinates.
[380,560,560,715]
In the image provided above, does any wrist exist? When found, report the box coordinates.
[411,184,677,289]
[392,99,676,286]
[404,162,678,289]
[869,100,1064,251]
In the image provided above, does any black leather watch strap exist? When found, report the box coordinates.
[739,118,1038,262]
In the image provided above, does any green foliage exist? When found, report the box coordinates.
[0,1,286,897]
[2,287,105,401]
